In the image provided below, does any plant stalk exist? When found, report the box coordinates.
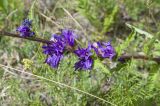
[0,31,160,63]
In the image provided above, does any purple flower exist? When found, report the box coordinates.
[42,34,65,56]
[42,42,64,56]
[74,45,93,70]
[22,19,32,27]
[42,34,65,68]
[45,54,63,68]
[92,41,116,60]
[42,35,65,55]
[74,57,93,70]
[61,29,76,47]
[17,19,35,37]
[74,45,92,60]
[42,29,77,69]
[17,25,34,37]
[50,34,64,43]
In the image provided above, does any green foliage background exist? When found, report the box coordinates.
[0,0,160,106]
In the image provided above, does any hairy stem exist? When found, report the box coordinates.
[0,31,160,63]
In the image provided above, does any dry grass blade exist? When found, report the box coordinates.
[62,7,87,36]
[38,12,62,28]
[0,64,117,106]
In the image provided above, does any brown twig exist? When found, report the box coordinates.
[0,31,160,63]
[118,54,160,63]
[0,31,53,44]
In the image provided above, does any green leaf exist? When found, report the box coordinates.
[94,59,111,75]
[0,0,8,12]
[101,5,118,34]
[126,23,153,39]
[116,30,136,57]
[28,0,37,20]
[143,34,158,55]
[126,24,160,55]
[149,70,160,90]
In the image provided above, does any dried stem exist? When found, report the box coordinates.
[0,31,52,44]
[0,31,160,63]
[118,54,160,63]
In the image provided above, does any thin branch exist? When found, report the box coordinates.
[0,31,52,44]
[119,54,160,63]
[0,31,160,63]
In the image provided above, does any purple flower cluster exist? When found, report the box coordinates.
[92,41,116,60]
[73,42,115,70]
[42,29,76,68]
[42,29,115,70]
[74,45,93,70]
[17,19,35,37]
[17,19,116,71]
